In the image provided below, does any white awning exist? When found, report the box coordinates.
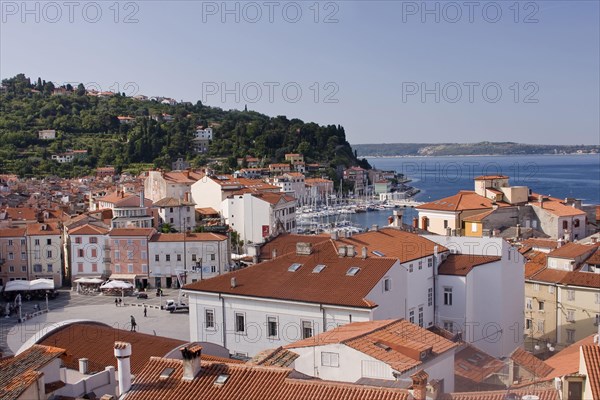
[100,280,133,289]
[4,279,55,292]
[74,277,104,284]
[109,274,139,281]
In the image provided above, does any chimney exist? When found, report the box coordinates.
[296,242,313,255]
[114,342,132,395]
[361,246,368,259]
[371,224,379,232]
[557,238,564,248]
[139,187,144,208]
[434,245,438,259]
[516,224,521,239]
[230,277,237,288]
[592,237,598,244]
[393,210,402,227]
[338,246,347,257]
[180,344,203,381]
[331,231,339,240]
[411,370,429,400]
[346,245,355,257]
[446,227,452,236]
[271,249,278,259]
[78,358,89,374]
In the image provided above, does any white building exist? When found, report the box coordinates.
[424,235,526,358]
[270,173,308,205]
[285,319,457,392]
[152,197,196,232]
[69,224,110,279]
[26,222,63,287]
[148,232,230,288]
[221,192,297,244]
[93,190,154,229]
[193,127,213,153]
[38,129,56,140]
[143,170,204,203]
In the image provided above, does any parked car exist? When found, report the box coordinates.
[137,293,148,299]
[164,299,189,313]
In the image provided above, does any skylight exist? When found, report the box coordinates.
[214,374,230,385]
[372,250,385,257]
[346,267,360,276]
[288,263,302,272]
[159,367,175,379]
[374,342,391,351]
[312,264,326,273]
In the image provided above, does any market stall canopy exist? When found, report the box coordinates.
[4,279,55,292]
[100,280,133,289]
[73,277,104,284]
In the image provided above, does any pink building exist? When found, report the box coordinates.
[108,228,155,289]
[69,224,109,280]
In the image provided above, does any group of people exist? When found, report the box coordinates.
[114,298,123,306]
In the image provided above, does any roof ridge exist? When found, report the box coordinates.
[341,319,400,345]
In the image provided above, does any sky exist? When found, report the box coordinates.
[1,1,599,145]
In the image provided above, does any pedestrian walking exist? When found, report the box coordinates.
[118,298,122,306]
[143,306,147,317]
[130,315,137,332]
[115,298,118,307]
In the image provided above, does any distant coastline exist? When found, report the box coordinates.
[362,153,599,159]
[352,142,599,158]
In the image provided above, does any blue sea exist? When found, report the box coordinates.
[349,154,600,228]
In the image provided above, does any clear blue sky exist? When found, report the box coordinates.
[1,1,598,145]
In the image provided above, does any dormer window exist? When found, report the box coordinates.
[346,267,360,276]
[215,374,229,385]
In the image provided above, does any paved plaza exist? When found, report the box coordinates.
[1,288,190,355]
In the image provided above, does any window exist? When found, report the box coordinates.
[567,309,575,322]
[192,254,197,262]
[114,240,119,246]
[21,265,25,272]
[92,263,97,272]
[596,293,600,304]
[267,316,278,338]
[383,278,391,292]
[177,254,182,262]
[115,264,121,273]
[418,306,424,327]
[321,352,339,367]
[20,239,25,246]
[346,267,360,276]
[409,264,413,273]
[312,264,326,273]
[128,264,133,273]
[443,220,448,229]
[77,263,83,272]
[75,237,82,244]
[537,320,545,333]
[20,252,26,260]
[141,251,147,260]
[205,309,215,329]
[235,313,245,333]
[538,301,544,311]
[428,288,433,306]
[46,238,51,245]
[562,221,568,230]
[418,260,423,270]
[549,286,555,294]
[409,309,415,324]
[7,240,13,246]
[428,258,433,268]
[443,321,453,332]
[90,237,97,244]
[142,264,148,273]
[127,250,134,260]
[47,264,53,272]
[567,290,575,301]
[533,283,540,291]
[471,223,478,233]
[302,321,313,339]
[9,266,14,272]
[155,254,160,262]
[210,254,216,261]
[33,264,42,273]
[46,250,52,258]
[166,254,171,262]
[8,252,14,260]
[526,298,533,310]
[34,239,40,246]
[526,319,532,330]
[444,287,453,306]
[77,248,84,257]
[91,248,97,258]
[566,329,575,343]
[595,314,600,326]
[127,239,133,245]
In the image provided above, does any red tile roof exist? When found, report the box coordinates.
[453,344,505,386]
[153,197,195,207]
[26,222,61,236]
[474,175,509,180]
[543,334,596,380]
[547,242,596,260]
[286,319,457,374]
[510,347,554,377]
[259,233,330,261]
[68,224,109,235]
[417,191,504,212]
[438,255,501,276]
[184,240,397,308]
[108,228,156,237]
[126,357,411,400]
[5,207,37,221]
[0,227,26,237]
[521,239,558,251]
[530,200,587,217]
[440,388,559,400]
[0,345,65,400]
[581,345,600,399]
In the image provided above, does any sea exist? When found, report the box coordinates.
[348,154,600,229]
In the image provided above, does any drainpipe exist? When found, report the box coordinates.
[220,293,227,349]
[320,304,326,333]
[433,246,438,326]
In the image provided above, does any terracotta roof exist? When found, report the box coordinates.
[259,233,330,261]
[521,238,559,251]
[585,248,600,265]
[209,175,279,191]
[530,200,587,217]
[153,197,195,207]
[510,347,554,377]
[524,252,548,278]
[336,228,447,263]
[69,224,109,235]
[126,357,411,400]
[438,255,501,276]
[417,191,503,212]
[462,210,495,222]
[108,228,155,237]
[5,207,37,221]
[252,191,296,205]
[184,240,397,308]
[581,345,600,399]
[150,232,227,242]
[547,242,596,260]
[543,334,596,380]
[0,344,65,400]
[196,207,219,215]
[440,388,559,400]
[163,170,204,183]
[26,222,61,236]
[558,265,600,288]
[286,319,457,374]
[0,227,26,237]
[248,347,299,367]
[453,344,505,386]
